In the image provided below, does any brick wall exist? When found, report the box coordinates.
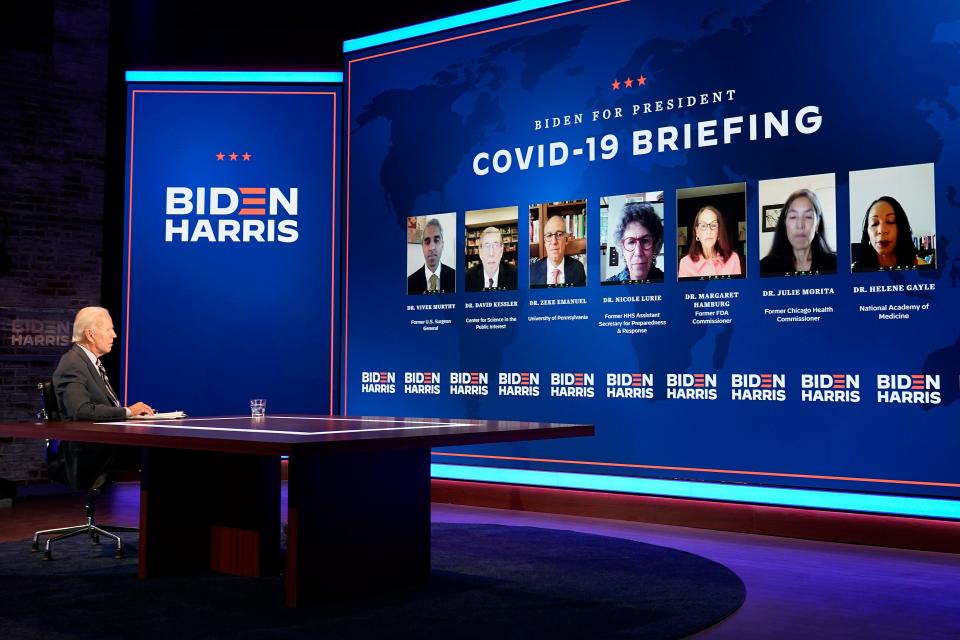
[0,0,110,481]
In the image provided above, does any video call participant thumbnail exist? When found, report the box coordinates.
[408,216,456,294]
[849,162,936,273]
[466,226,518,291]
[852,196,926,271]
[760,189,837,276]
[531,215,586,287]
[678,205,742,279]
[604,203,664,284]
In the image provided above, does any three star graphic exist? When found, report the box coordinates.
[611,74,648,90]
[216,151,252,161]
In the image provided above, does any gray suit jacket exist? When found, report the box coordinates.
[53,344,126,421]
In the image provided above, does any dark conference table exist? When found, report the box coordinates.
[0,414,593,606]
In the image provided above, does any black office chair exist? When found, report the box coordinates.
[31,381,136,560]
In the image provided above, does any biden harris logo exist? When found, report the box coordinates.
[361,371,396,394]
[876,374,940,405]
[550,373,595,398]
[606,373,653,399]
[731,374,786,402]
[666,373,717,400]
[165,186,299,243]
[404,371,440,395]
[801,374,860,403]
[498,372,540,397]
[450,372,489,396]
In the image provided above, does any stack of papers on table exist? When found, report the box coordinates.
[133,411,187,420]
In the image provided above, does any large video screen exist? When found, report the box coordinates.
[343,1,960,497]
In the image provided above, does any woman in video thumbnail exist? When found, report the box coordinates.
[760,189,836,275]
[852,196,921,271]
[678,205,741,278]
[605,203,664,283]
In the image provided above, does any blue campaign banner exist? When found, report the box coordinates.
[343,0,960,498]
[122,84,340,416]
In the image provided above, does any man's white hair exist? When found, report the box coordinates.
[479,226,503,243]
[71,307,109,343]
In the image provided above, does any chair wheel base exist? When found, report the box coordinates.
[115,550,124,559]
[31,542,39,552]
[43,551,52,561]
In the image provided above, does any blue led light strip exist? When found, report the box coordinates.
[432,464,960,520]
[344,0,571,52]
[125,71,343,83]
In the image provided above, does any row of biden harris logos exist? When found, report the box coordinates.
[406,162,936,294]
[361,370,942,405]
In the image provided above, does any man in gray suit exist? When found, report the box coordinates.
[530,215,586,287]
[53,307,155,420]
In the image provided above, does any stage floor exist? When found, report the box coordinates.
[3,483,959,639]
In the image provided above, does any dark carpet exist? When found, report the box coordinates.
[0,524,744,639]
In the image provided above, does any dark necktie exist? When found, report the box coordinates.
[488,277,493,288]
[96,359,120,407]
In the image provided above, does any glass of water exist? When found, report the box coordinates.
[250,398,266,418]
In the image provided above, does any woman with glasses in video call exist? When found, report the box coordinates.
[678,205,742,279]
[605,203,665,283]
